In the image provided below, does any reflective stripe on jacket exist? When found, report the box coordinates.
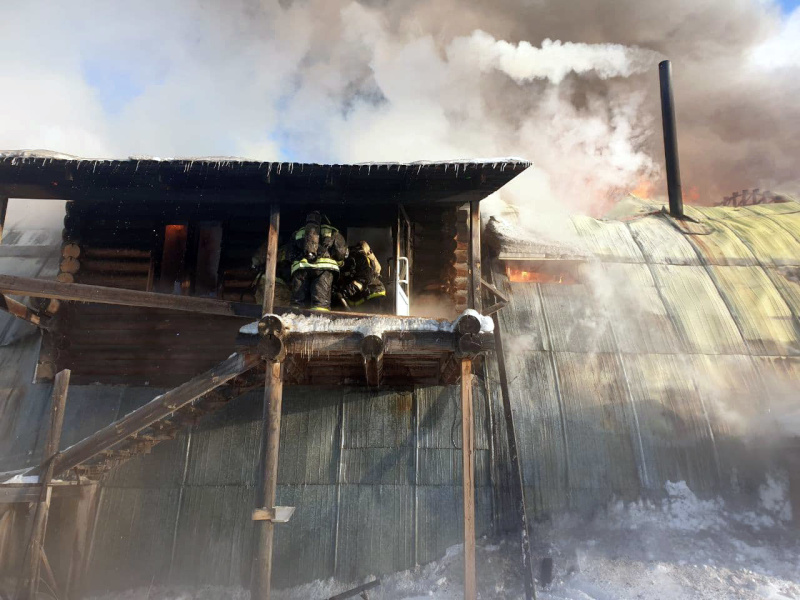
[291,257,341,274]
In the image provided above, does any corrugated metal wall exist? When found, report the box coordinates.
[490,202,800,522]
[1,204,799,592]
[79,383,494,593]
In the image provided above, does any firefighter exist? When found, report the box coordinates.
[336,240,386,310]
[251,243,292,307]
[289,211,348,311]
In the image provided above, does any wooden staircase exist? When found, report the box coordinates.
[51,353,263,481]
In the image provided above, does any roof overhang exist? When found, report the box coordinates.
[0,151,531,206]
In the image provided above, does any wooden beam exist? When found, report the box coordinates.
[492,313,537,600]
[0,482,92,504]
[251,360,284,600]
[327,579,381,600]
[52,354,260,476]
[469,201,482,312]
[238,330,496,358]
[0,196,7,243]
[261,204,280,314]
[361,334,385,387]
[460,358,477,600]
[0,274,262,319]
[480,277,509,303]
[17,369,70,600]
[482,300,508,317]
[0,294,49,329]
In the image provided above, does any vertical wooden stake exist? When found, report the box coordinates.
[252,203,284,600]
[18,369,70,600]
[461,358,477,600]
[251,361,284,600]
[262,204,281,315]
[0,197,8,244]
[469,201,482,312]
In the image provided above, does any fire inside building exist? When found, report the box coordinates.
[0,63,798,600]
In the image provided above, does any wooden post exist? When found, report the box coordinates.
[17,369,70,600]
[0,197,8,243]
[469,201,482,312]
[460,358,476,600]
[251,361,284,600]
[492,314,537,599]
[251,202,284,600]
[262,204,280,314]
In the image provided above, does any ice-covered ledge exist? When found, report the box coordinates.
[238,308,494,337]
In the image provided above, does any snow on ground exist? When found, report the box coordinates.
[87,477,799,600]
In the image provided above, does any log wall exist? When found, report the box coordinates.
[52,203,460,385]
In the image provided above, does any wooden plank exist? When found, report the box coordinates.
[52,353,260,476]
[0,245,57,259]
[492,313,537,600]
[18,369,70,600]
[0,294,48,328]
[251,361,284,600]
[0,274,262,318]
[469,201,482,311]
[480,277,509,303]
[461,358,477,600]
[0,483,92,504]
[261,204,280,314]
[0,196,7,243]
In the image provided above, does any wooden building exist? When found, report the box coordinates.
[0,151,798,600]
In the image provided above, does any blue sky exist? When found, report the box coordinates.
[779,0,800,10]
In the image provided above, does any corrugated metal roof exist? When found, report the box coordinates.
[709,266,799,356]
[651,265,747,355]
[627,215,700,265]
[571,216,644,263]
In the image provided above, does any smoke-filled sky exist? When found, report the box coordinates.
[1,0,799,217]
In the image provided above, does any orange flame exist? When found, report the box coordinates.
[507,265,577,284]
[631,179,654,199]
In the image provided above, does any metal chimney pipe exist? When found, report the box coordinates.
[658,60,684,219]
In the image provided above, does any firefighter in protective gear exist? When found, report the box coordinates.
[289,211,348,310]
[336,241,386,309]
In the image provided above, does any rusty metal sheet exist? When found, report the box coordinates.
[695,206,800,266]
[600,263,683,354]
[627,215,700,265]
[651,265,747,355]
[571,215,644,263]
[709,266,798,356]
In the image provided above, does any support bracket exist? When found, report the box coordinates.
[252,506,295,523]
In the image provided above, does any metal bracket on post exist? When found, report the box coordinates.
[252,506,295,523]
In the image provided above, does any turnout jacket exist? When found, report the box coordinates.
[289,224,348,274]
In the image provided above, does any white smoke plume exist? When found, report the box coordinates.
[0,0,798,226]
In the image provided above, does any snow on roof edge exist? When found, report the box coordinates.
[0,149,532,169]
